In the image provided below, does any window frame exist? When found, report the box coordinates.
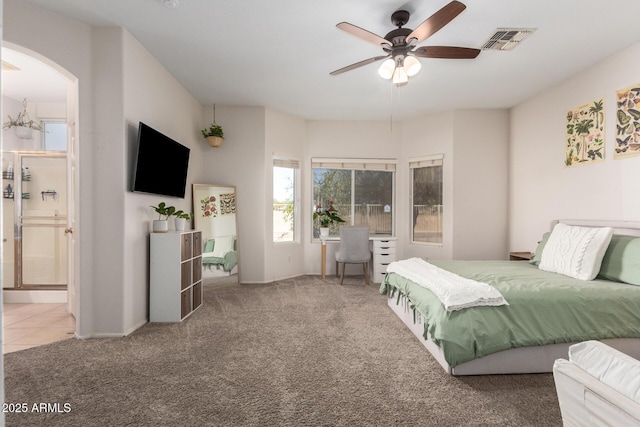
[41,119,68,152]
[273,156,300,245]
[311,157,396,241]
[410,154,444,246]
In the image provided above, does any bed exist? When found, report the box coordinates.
[381,219,640,375]
[202,236,238,277]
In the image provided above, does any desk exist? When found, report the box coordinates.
[319,236,396,282]
[321,238,327,280]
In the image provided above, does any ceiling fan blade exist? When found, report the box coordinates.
[330,55,390,76]
[412,46,480,59]
[336,22,390,48]
[406,1,467,44]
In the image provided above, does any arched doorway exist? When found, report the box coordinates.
[1,43,79,352]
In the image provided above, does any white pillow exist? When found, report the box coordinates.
[539,223,613,280]
[210,235,235,258]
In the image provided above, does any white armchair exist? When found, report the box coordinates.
[553,340,640,426]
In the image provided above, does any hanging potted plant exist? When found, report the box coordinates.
[173,210,193,232]
[2,98,45,140]
[201,104,224,147]
[201,124,224,147]
[150,202,176,233]
[313,200,345,238]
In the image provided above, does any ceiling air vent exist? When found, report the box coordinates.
[482,28,535,51]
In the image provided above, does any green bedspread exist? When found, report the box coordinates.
[380,260,640,367]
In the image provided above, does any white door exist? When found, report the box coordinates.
[66,83,78,319]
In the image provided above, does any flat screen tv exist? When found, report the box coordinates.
[132,122,190,198]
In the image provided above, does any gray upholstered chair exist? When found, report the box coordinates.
[335,226,371,285]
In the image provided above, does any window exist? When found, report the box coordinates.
[273,157,299,243]
[312,158,395,238]
[42,121,67,151]
[411,155,443,244]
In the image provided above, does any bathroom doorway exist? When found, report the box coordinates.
[2,151,68,289]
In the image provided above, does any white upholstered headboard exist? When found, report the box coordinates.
[555,219,640,237]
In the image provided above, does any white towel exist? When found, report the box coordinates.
[386,258,508,312]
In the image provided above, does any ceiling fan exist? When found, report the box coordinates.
[330,0,480,86]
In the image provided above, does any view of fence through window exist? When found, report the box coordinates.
[312,166,393,237]
[412,162,443,244]
[273,165,296,243]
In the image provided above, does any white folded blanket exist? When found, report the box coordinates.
[386,258,508,311]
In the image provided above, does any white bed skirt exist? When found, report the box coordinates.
[387,293,640,376]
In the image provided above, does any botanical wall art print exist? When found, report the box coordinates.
[565,98,605,167]
[219,193,236,215]
[615,83,640,159]
[201,195,217,217]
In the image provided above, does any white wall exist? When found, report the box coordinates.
[510,41,640,253]
[5,0,95,336]
[201,105,266,283]
[401,111,454,261]
[122,29,205,334]
[265,108,306,281]
[452,110,510,260]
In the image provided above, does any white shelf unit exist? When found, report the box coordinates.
[372,237,397,284]
[150,230,203,322]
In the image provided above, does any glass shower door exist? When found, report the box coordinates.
[2,152,68,289]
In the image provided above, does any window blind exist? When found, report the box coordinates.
[273,157,300,169]
[311,158,396,172]
[409,154,444,169]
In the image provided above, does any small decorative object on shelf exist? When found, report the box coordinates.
[201,104,224,147]
[2,98,45,140]
[509,251,533,261]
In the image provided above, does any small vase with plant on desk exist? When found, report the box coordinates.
[313,200,345,238]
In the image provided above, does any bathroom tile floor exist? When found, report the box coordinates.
[3,303,75,354]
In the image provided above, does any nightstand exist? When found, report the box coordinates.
[509,251,533,261]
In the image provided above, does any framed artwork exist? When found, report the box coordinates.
[565,98,605,167]
[200,195,217,218]
[615,83,640,159]
[219,192,236,215]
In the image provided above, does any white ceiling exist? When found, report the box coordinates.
[10,0,640,120]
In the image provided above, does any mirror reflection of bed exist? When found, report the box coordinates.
[193,184,239,288]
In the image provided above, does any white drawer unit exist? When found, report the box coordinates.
[372,238,397,284]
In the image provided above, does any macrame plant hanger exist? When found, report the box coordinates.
[205,104,224,147]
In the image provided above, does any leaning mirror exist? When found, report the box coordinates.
[193,184,239,287]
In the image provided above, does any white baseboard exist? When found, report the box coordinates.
[3,290,67,303]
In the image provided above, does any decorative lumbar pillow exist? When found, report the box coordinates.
[539,223,613,280]
[529,232,551,266]
[597,234,640,286]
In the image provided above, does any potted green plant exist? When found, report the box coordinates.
[201,124,224,147]
[173,210,193,232]
[313,200,345,238]
[2,98,45,140]
[150,202,176,233]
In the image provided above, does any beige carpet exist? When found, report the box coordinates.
[4,275,562,426]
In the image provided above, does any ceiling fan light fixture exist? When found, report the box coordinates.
[392,66,408,86]
[403,56,421,77]
[378,58,395,79]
